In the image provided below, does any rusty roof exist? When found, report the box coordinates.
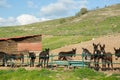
[0,34,42,41]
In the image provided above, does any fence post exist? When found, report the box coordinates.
[50,54,54,69]
[26,54,29,66]
[81,53,85,67]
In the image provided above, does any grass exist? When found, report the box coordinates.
[42,35,93,50]
[0,68,119,80]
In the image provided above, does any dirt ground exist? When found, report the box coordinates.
[51,33,120,54]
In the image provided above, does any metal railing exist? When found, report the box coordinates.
[0,53,120,68]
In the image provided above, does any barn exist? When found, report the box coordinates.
[0,34,42,54]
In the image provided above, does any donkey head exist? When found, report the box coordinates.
[45,48,50,53]
[100,44,105,55]
[93,43,100,54]
[72,48,76,57]
[82,48,92,60]
[114,48,120,60]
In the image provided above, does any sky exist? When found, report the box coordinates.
[0,0,120,27]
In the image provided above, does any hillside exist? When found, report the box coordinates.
[0,4,120,50]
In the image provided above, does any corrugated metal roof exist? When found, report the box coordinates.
[0,34,42,41]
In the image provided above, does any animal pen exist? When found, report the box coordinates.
[0,35,120,70]
[48,53,120,70]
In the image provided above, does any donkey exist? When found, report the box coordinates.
[39,48,50,68]
[92,43,101,69]
[0,51,8,66]
[100,44,113,70]
[114,48,120,60]
[58,48,76,60]
[29,52,36,67]
[82,48,93,67]
[7,53,24,67]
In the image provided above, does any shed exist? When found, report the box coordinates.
[0,34,42,54]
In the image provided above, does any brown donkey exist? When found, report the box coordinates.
[100,44,113,70]
[58,48,76,60]
[39,48,50,68]
[92,43,101,69]
[114,48,120,60]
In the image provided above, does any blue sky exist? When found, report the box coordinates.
[0,0,120,26]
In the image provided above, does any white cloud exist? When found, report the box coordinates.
[0,14,52,27]
[40,0,88,18]
[0,0,11,8]
[0,17,5,23]
[0,15,39,26]
[40,18,51,22]
[0,17,17,26]
[16,14,39,25]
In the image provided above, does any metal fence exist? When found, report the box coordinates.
[0,53,120,69]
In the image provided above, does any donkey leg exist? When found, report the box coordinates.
[102,59,106,71]
[111,60,113,70]
[101,59,104,70]
[41,59,43,68]
[3,59,7,67]
[107,63,110,70]
[30,59,31,67]
[46,59,49,67]
[94,59,98,70]
[38,58,40,66]
[94,59,96,68]
[33,59,35,67]
[58,56,61,60]
[20,59,23,67]
[44,59,46,68]
[111,63,113,70]
[97,58,100,70]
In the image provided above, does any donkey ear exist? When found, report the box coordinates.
[45,48,47,51]
[103,44,105,48]
[47,48,50,50]
[93,43,95,46]
[114,47,116,51]
[72,48,76,51]
[82,48,84,50]
[119,48,120,50]
[74,48,76,50]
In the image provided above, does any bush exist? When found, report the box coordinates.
[59,18,66,24]
[75,8,88,17]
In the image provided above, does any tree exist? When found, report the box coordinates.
[75,8,88,17]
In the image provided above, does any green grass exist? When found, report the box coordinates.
[42,35,93,50]
[0,68,119,80]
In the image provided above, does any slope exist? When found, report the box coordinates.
[0,4,120,50]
